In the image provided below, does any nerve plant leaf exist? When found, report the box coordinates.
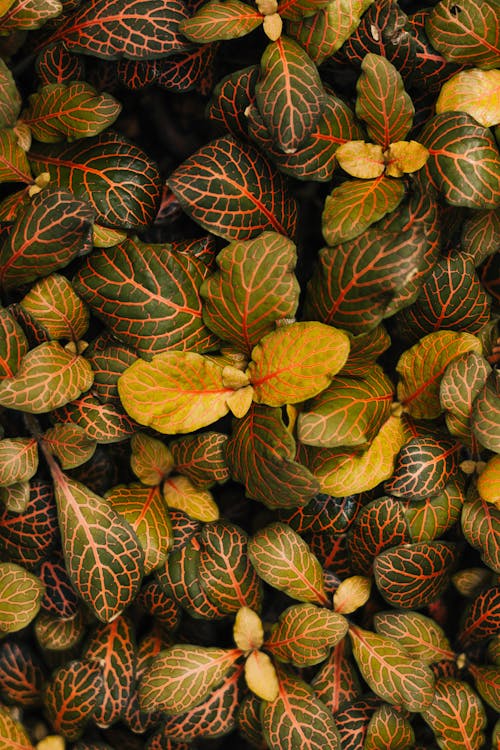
[426,0,500,69]
[421,678,486,750]
[0,307,28,378]
[180,0,262,42]
[52,469,144,622]
[130,432,174,486]
[0,704,34,750]
[471,371,500,452]
[19,274,89,342]
[0,438,38,486]
[266,604,348,666]
[244,650,279,703]
[0,341,93,413]
[169,431,229,488]
[0,59,21,129]
[436,68,500,128]
[44,659,103,741]
[0,0,61,32]
[374,611,455,664]
[163,475,219,522]
[0,563,44,634]
[364,704,414,750]
[385,436,459,500]
[349,625,435,712]
[462,489,500,573]
[476,455,500,507]
[248,522,328,605]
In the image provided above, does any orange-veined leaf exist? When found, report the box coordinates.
[0,129,32,185]
[0,563,44,634]
[180,0,262,42]
[471,370,500,452]
[44,659,103,741]
[0,482,30,514]
[163,475,219,522]
[462,487,500,572]
[364,704,414,750]
[266,603,348,666]
[130,432,174,486]
[436,68,500,128]
[0,705,34,750]
[426,0,500,69]
[0,438,38,486]
[384,436,459,500]
[347,496,410,575]
[421,678,486,750]
[469,664,500,712]
[53,393,136,444]
[0,306,28,379]
[0,59,21,128]
[169,431,229,489]
[0,0,60,31]
[458,584,500,648]
[374,611,455,664]
[19,274,89,342]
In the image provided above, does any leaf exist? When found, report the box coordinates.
[21,83,121,143]
[200,231,299,355]
[0,482,30,514]
[364,704,415,750]
[419,112,500,208]
[53,394,135,444]
[0,563,44,634]
[169,431,229,488]
[477,454,500,506]
[261,668,342,750]
[335,140,385,178]
[34,43,85,87]
[304,414,407,497]
[0,341,93,414]
[266,604,348,666]
[87,344,138,405]
[349,624,435,712]
[384,140,429,177]
[459,585,500,647]
[167,135,297,240]
[374,541,457,609]
[52,470,144,622]
[0,438,38,487]
[0,480,58,565]
[53,0,191,60]
[179,0,262,42]
[248,522,328,605]
[0,129,32,185]
[461,207,500,265]
[470,665,500,712]
[0,0,61,31]
[0,59,22,128]
[0,189,94,290]
[297,364,394,448]
[29,133,161,229]
[234,607,264,652]
[0,640,44,708]
[130,432,174,486]
[426,0,500,69]
[163,475,219,522]
[421,678,486,750]
[0,705,34,750]
[347,496,410,576]
[356,53,414,148]
[247,322,350,407]
[44,660,103,741]
[19,274,89,342]
[436,68,500,128]
[397,331,482,419]
[255,36,326,153]
[462,489,500,572]
[276,0,329,21]
[0,307,28,379]
[207,65,259,140]
[311,638,362,713]
[374,611,455,664]
[404,477,464,543]
[322,177,405,245]
[409,9,464,93]
[225,404,320,509]
[471,371,500,451]
[138,645,239,714]
[74,239,217,358]
[385,436,459,500]
[244,650,279,703]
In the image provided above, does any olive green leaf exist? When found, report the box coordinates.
[471,370,500,451]
[0,59,22,129]
[19,274,89,342]
[248,522,328,605]
[130,432,174,486]
[42,423,96,470]
[0,438,38,487]
[349,624,435,711]
[0,129,32,185]
[163,475,219,523]
[139,645,240,714]
[461,207,500,265]
[247,322,350,406]
[0,482,30,513]
[340,325,391,377]
[266,604,348,666]
[374,611,455,663]
[0,307,28,379]
[364,704,415,750]
[0,341,94,414]
[440,350,491,445]
[469,665,500,712]
[0,563,44,634]
[0,704,34,750]
[404,477,464,543]
[53,393,135,444]
[43,659,103,741]
[0,0,61,31]
[169,431,229,489]
[180,0,263,42]
[436,68,500,128]
[421,678,487,750]
[426,0,500,69]
[462,487,500,572]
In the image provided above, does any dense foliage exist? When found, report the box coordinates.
[0,0,499,748]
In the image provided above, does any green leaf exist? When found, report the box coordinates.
[385,436,459,500]
[42,423,96,470]
[426,0,500,68]
[349,624,435,712]
[347,496,410,576]
[419,112,500,208]
[118,352,250,434]
[311,639,361,713]
[470,665,500,712]
[277,0,330,21]
[207,65,260,141]
[364,704,415,750]
[44,660,103,741]
[297,364,394,448]
[163,475,219,522]
[180,0,262,42]
[0,438,38,487]
[356,53,413,148]
[52,469,144,622]
[200,231,299,355]
[397,331,482,419]
[0,0,61,31]
[19,274,89,342]
[459,585,500,647]
[322,177,405,245]
[471,371,500,451]
[21,82,121,142]
[0,59,22,128]
[261,668,342,750]
[0,706,34,749]
[0,482,30,513]
[436,68,500,128]
[374,541,457,609]
[266,604,348,666]
[248,522,328,605]
[74,238,218,358]
[440,351,491,446]
[462,488,500,573]
[255,36,326,153]
[169,431,230,489]
[130,432,174,485]
[0,563,44,634]
[0,189,94,291]
[421,678,486,750]
[404,477,464,543]
[0,341,93,413]
[247,322,350,407]
[88,343,138,404]
[374,611,455,664]
[29,132,161,229]
[167,135,297,240]
[341,325,391,378]
[0,129,32,185]
[54,0,191,60]
[106,483,172,575]
[461,207,500,265]
[53,393,135,444]
[139,645,239,714]
[225,404,320,508]
[0,307,28,379]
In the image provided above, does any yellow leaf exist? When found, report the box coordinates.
[130,432,174,485]
[93,223,127,247]
[226,385,254,417]
[384,140,429,177]
[333,576,371,614]
[256,0,277,13]
[245,649,279,702]
[0,0,16,16]
[477,454,500,506]
[436,68,500,128]
[263,12,282,40]
[335,140,385,179]
[233,607,264,652]
[222,365,251,388]
[36,737,65,750]
[163,475,219,522]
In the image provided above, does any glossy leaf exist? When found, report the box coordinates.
[52,468,144,622]
[364,704,415,750]
[19,274,89,342]
[248,522,328,605]
[385,437,458,500]
[207,65,259,140]
[408,9,464,93]
[0,341,93,414]
[471,371,500,451]
[163,475,219,522]
[139,645,239,714]
[248,322,349,406]
[180,0,262,42]
[0,0,61,31]
[374,541,457,609]
[0,438,38,487]
[88,344,137,404]
[0,704,34,750]
[436,68,500,128]
[35,43,85,86]
[266,603,348,666]
[200,231,299,354]
[256,36,326,153]
[462,489,500,572]
[461,207,500,265]
[130,432,173,486]
[167,135,297,240]
[459,585,500,647]
[0,307,28,379]
[419,112,500,208]
[349,624,435,711]
[0,189,94,290]
[169,431,229,488]
[440,350,491,445]
[0,129,32,185]
[0,563,44,634]
[226,404,320,508]
[426,0,500,69]
[44,660,103,741]
[421,678,486,750]
[53,394,135,444]
[29,133,161,229]
[470,665,500,712]
[356,53,413,148]
[347,496,410,575]
[397,331,482,419]
[404,477,464,543]
[311,637,361,713]
[374,611,454,664]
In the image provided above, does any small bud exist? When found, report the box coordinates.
[233,607,264,652]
